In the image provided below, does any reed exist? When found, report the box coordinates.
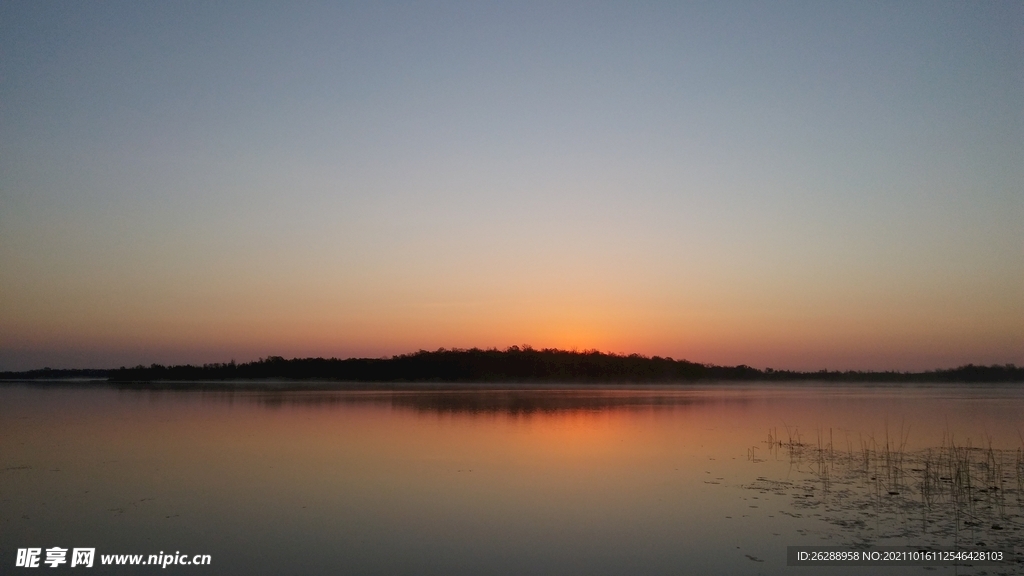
[762,424,1024,544]
[1017,431,1023,504]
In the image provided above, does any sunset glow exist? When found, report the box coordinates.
[1,3,1021,371]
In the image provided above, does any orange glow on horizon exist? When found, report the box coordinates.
[2,276,1020,371]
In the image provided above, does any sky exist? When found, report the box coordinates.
[1,1,1021,371]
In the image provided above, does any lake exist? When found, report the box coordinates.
[2,382,1022,575]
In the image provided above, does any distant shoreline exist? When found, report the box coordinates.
[2,347,1021,383]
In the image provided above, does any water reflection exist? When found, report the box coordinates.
[192,389,730,414]
[2,383,1022,575]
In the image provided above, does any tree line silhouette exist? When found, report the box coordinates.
[3,346,1020,383]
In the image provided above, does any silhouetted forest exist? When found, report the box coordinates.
[3,347,1021,383]
[0,367,109,380]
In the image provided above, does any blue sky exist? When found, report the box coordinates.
[1,1,1021,370]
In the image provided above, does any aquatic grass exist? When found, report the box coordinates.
[752,424,1024,552]
[1015,430,1024,507]
[919,448,934,508]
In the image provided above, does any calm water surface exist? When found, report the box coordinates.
[2,383,1022,575]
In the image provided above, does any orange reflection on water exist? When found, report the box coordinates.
[3,384,1023,576]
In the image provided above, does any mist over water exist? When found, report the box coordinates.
[2,383,1022,575]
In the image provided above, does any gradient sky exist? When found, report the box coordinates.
[1,1,1021,371]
